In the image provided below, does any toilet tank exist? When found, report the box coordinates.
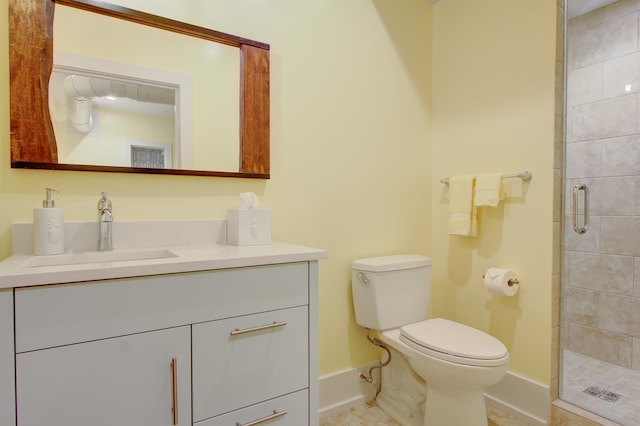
[351,254,432,330]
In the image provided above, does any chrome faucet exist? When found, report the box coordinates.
[97,192,113,251]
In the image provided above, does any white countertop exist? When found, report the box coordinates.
[0,220,326,289]
[0,242,326,289]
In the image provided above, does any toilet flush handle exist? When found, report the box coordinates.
[357,272,370,285]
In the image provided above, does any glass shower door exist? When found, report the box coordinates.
[561,1,640,424]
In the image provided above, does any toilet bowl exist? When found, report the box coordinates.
[351,255,509,426]
[383,319,508,426]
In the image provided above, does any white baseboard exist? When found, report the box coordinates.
[485,371,550,426]
[318,364,379,419]
[319,367,550,425]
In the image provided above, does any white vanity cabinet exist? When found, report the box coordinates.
[8,260,320,426]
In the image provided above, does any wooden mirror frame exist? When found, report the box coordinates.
[9,0,270,178]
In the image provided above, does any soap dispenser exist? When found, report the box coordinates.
[33,188,64,255]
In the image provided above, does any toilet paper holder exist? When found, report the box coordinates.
[482,274,520,287]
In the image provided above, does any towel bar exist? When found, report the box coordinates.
[440,170,532,184]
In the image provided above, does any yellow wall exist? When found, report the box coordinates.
[1,0,557,385]
[0,0,432,376]
[431,0,557,384]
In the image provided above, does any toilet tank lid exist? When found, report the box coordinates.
[352,254,431,272]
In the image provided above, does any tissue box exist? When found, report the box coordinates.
[227,209,272,245]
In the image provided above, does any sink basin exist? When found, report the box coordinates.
[24,249,178,268]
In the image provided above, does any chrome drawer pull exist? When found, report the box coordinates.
[170,357,178,425]
[229,321,287,336]
[236,410,288,426]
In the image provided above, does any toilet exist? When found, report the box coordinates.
[352,255,509,426]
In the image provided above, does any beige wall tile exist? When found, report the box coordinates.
[567,63,602,106]
[568,323,632,367]
[633,338,640,369]
[634,257,640,296]
[553,274,561,328]
[599,292,640,336]
[569,252,634,295]
[555,114,565,170]
[568,95,637,142]
[563,287,599,327]
[600,216,640,255]
[553,222,562,275]
[564,215,600,251]
[635,177,640,215]
[568,8,604,37]
[566,141,602,179]
[603,52,640,97]
[570,13,638,68]
[597,177,638,215]
[602,135,640,176]
[551,325,560,383]
[604,0,640,21]
[554,170,563,222]
[558,6,566,65]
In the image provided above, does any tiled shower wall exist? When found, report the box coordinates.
[563,0,640,371]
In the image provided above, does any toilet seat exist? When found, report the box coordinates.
[399,318,508,367]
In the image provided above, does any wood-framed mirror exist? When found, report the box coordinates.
[9,0,270,178]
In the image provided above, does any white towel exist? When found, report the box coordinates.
[474,173,505,207]
[447,175,477,237]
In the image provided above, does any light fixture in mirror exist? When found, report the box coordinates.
[50,60,181,170]
[9,0,270,178]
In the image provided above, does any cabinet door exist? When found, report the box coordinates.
[16,326,191,426]
[0,289,15,426]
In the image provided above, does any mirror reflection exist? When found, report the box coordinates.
[51,4,240,172]
[50,66,178,169]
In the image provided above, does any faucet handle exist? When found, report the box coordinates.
[98,192,112,211]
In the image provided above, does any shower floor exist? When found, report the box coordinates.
[562,350,640,425]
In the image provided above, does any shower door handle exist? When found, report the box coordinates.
[572,183,589,234]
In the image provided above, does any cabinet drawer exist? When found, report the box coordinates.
[194,389,308,426]
[192,306,308,422]
[15,262,309,352]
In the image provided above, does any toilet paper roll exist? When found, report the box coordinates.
[484,267,519,296]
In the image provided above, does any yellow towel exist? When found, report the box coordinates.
[474,173,505,207]
[502,177,523,198]
[448,175,477,237]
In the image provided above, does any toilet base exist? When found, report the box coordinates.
[424,386,488,426]
[375,346,425,426]
[375,352,490,426]
[377,328,507,426]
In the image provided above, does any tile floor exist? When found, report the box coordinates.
[319,403,398,426]
[561,349,640,426]
[319,350,640,425]
[320,402,530,426]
